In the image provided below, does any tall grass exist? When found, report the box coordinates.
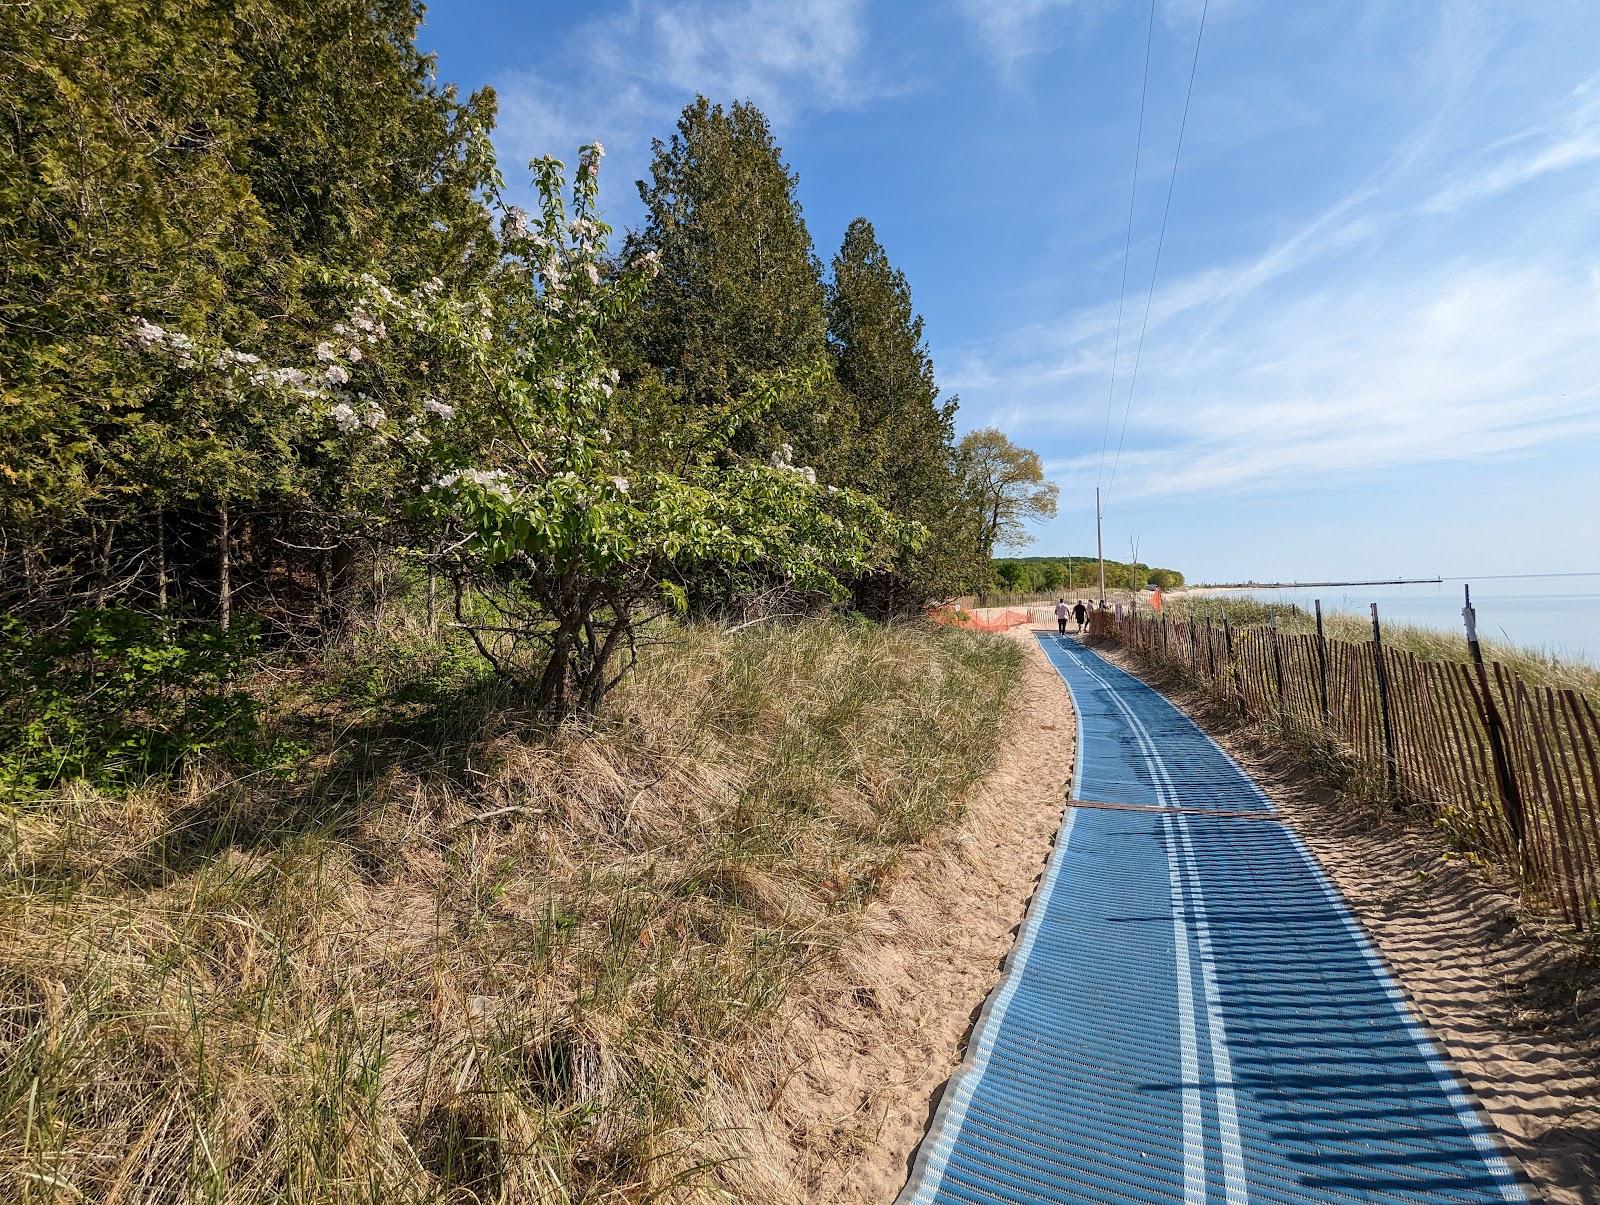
[1165,594,1600,696]
[0,612,1021,1204]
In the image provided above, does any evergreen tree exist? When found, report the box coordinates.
[0,0,499,625]
[627,97,840,464]
[827,218,979,608]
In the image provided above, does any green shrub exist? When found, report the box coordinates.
[0,609,266,789]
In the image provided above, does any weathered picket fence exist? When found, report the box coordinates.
[1087,602,1600,933]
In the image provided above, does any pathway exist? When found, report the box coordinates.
[897,634,1528,1204]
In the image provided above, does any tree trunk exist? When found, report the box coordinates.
[425,561,437,634]
[317,550,332,634]
[218,499,231,631]
[156,510,168,610]
[93,520,114,606]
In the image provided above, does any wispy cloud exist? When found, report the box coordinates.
[955,0,1246,77]
[967,248,1600,505]
[491,0,889,212]
[953,0,1103,77]
[1423,79,1600,214]
[948,4,1600,508]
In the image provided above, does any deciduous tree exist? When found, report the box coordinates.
[958,428,1060,560]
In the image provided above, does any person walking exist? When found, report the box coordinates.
[1073,599,1089,633]
[1054,597,1070,636]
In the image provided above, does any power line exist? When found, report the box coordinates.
[1095,0,1157,493]
[1104,0,1210,503]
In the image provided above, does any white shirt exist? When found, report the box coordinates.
[1055,602,1070,618]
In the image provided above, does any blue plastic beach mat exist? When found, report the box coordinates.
[896,634,1526,1205]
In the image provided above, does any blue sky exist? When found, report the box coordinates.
[420,0,1600,582]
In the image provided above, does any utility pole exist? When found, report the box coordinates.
[1096,487,1105,605]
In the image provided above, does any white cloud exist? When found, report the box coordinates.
[642,0,871,113]
[955,0,1246,77]
[948,9,1600,507]
[954,0,1096,75]
[1423,82,1600,214]
[491,0,886,211]
[1002,258,1600,503]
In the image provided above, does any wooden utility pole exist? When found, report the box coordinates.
[1095,487,1105,605]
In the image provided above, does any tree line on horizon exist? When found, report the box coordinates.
[0,1,1061,779]
[992,556,1185,595]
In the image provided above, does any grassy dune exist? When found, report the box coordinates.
[2,615,1022,1204]
[1165,593,1600,696]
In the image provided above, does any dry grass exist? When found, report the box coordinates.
[1,616,1023,1204]
[1165,593,1600,696]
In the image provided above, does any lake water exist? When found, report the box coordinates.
[1207,574,1600,666]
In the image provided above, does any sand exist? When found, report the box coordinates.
[763,626,1077,1201]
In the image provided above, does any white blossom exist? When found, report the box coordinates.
[250,365,310,391]
[631,248,662,279]
[316,341,337,362]
[501,206,530,241]
[611,476,629,494]
[432,467,515,503]
[329,402,359,433]
[346,345,363,363]
[323,364,350,387]
[423,398,455,421]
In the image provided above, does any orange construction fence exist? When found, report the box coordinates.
[929,606,1035,633]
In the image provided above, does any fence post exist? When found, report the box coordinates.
[1160,612,1170,660]
[1463,585,1529,875]
[1314,599,1331,739]
[1221,608,1242,715]
[1370,603,1399,795]
[1204,616,1217,684]
[1269,612,1289,723]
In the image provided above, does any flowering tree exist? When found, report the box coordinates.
[403,146,911,715]
[121,143,909,714]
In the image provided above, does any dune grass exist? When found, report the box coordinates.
[1164,593,1600,697]
[1,611,1023,1204]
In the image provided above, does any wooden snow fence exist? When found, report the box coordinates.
[1088,604,1600,933]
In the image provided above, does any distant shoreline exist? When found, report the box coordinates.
[1196,577,1442,589]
